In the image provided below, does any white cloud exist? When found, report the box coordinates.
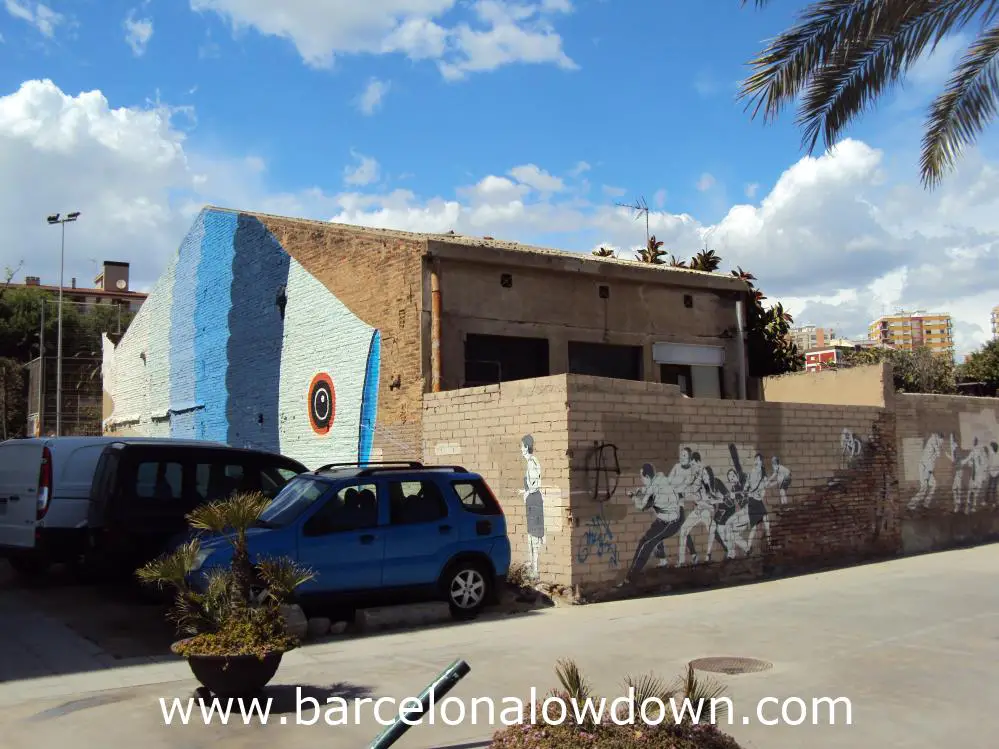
[4,79,999,359]
[343,150,380,186]
[4,0,63,37]
[602,185,626,198]
[508,163,564,192]
[188,0,576,78]
[568,160,590,177]
[696,172,716,191]
[745,182,759,199]
[653,188,667,208]
[355,78,390,115]
[124,11,154,56]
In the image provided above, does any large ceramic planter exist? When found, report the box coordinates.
[171,639,287,698]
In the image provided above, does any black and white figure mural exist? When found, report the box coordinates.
[904,410,999,514]
[521,434,545,579]
[617,443,790,585]
[908,433,945,510]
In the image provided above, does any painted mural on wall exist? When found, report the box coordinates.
[101,208,381,469]
[613,443,791,587]
[903,409,999,513]
[521,434,546,580]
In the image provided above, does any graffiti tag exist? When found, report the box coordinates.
[577,514,619,567]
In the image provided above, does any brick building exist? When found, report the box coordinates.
[101,206,753,467]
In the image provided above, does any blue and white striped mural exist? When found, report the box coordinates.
[101,207,381,469]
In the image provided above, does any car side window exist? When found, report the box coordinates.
[195,461,255,502]
[451,480,501,515]
[303,482,379,536]
[388,480,448,525]
[135,461,183,501]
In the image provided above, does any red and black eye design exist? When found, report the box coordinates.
[307,373,336,435]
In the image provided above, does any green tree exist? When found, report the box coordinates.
[689,248,722,272]
[740,0,999,187]
[730,267,804,376]
[959,338,999,388]
[635,235,668,264]
[841,345,958,393]
[591,246,616,257]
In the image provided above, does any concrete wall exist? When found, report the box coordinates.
[102,208,426,467]
[895,393,999,553]
[422,376,572,586]
[432,251,746,398]
[762,363,891,408]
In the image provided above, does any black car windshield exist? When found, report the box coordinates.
[257,476,329,528]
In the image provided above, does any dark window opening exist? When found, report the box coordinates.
[598,285,610,299]
[388,480,448,524]
[568,341,643,381]
[500,273,513,288]
[464,333,549,386]
[683,294,693,308]
[660,363,693,397]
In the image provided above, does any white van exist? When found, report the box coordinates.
[0,436,220,575]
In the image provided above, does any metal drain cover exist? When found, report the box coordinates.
[688,657,773,675]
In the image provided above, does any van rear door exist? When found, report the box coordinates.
[0,441,45,549]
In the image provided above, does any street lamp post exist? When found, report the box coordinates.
[46,211,80,437]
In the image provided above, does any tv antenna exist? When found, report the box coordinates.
[616,196,650,244]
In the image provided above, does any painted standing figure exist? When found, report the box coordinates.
[521,435,545,580]
[618,462,685,586]
[767,456,792,505]
[966,438,992,514]
[717,468,751,558]
[742,454,772,552]
[908,433,944,510]
[676,452,718,566]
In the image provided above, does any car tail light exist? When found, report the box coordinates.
[37,446,52,520]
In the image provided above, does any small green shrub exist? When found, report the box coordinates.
[489,660,745,748]
[137,491,314,659]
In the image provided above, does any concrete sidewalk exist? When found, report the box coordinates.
[2,545,998,748]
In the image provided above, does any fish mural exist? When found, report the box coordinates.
[102,208,381,468]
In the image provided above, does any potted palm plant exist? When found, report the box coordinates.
[136,491,315,699]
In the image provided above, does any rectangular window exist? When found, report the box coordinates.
[388,480,448,525]
[303,483,378,536]
[134,461,183,501]
[464,333,550,386]
[568,341,643,381]
[451,480,503,516]
[195,462,249,502]
[660,364,693,397]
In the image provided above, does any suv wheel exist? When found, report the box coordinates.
[443,562,490,620]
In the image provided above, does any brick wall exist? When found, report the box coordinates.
[421,376,571,586]
[258,215,427,462]
[895,392,999,553]
[565,376,898,598]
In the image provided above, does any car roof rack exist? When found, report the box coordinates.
[314,461,424,473]
[312,461,471,477]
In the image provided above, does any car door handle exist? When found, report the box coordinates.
[359,534,375,545]
[7,496,18,502]
[439,524,452,534]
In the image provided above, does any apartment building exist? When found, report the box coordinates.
[789,324,835,353]
[19,261,148,313]
[868,310,954,356]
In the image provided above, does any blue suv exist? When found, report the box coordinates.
[189,462,511,620]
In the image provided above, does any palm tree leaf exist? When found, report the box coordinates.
[739,0,995,135]
[798,2,999,152]
[553,659,592,704]
[922,22,999,186]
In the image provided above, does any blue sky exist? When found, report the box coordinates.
[2,0,999,354]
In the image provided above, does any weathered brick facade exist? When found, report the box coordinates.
[423,368,997,600]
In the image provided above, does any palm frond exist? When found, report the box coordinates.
[739,0,996,148]
[135,539,200,589]
[670,664,730,722]
[553,659,592,704]
[623,672,678,707]
[256,557,316,601]
[922,22,999,186]
[187,491,270,536]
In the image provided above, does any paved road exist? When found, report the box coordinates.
[1,545,998,749]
